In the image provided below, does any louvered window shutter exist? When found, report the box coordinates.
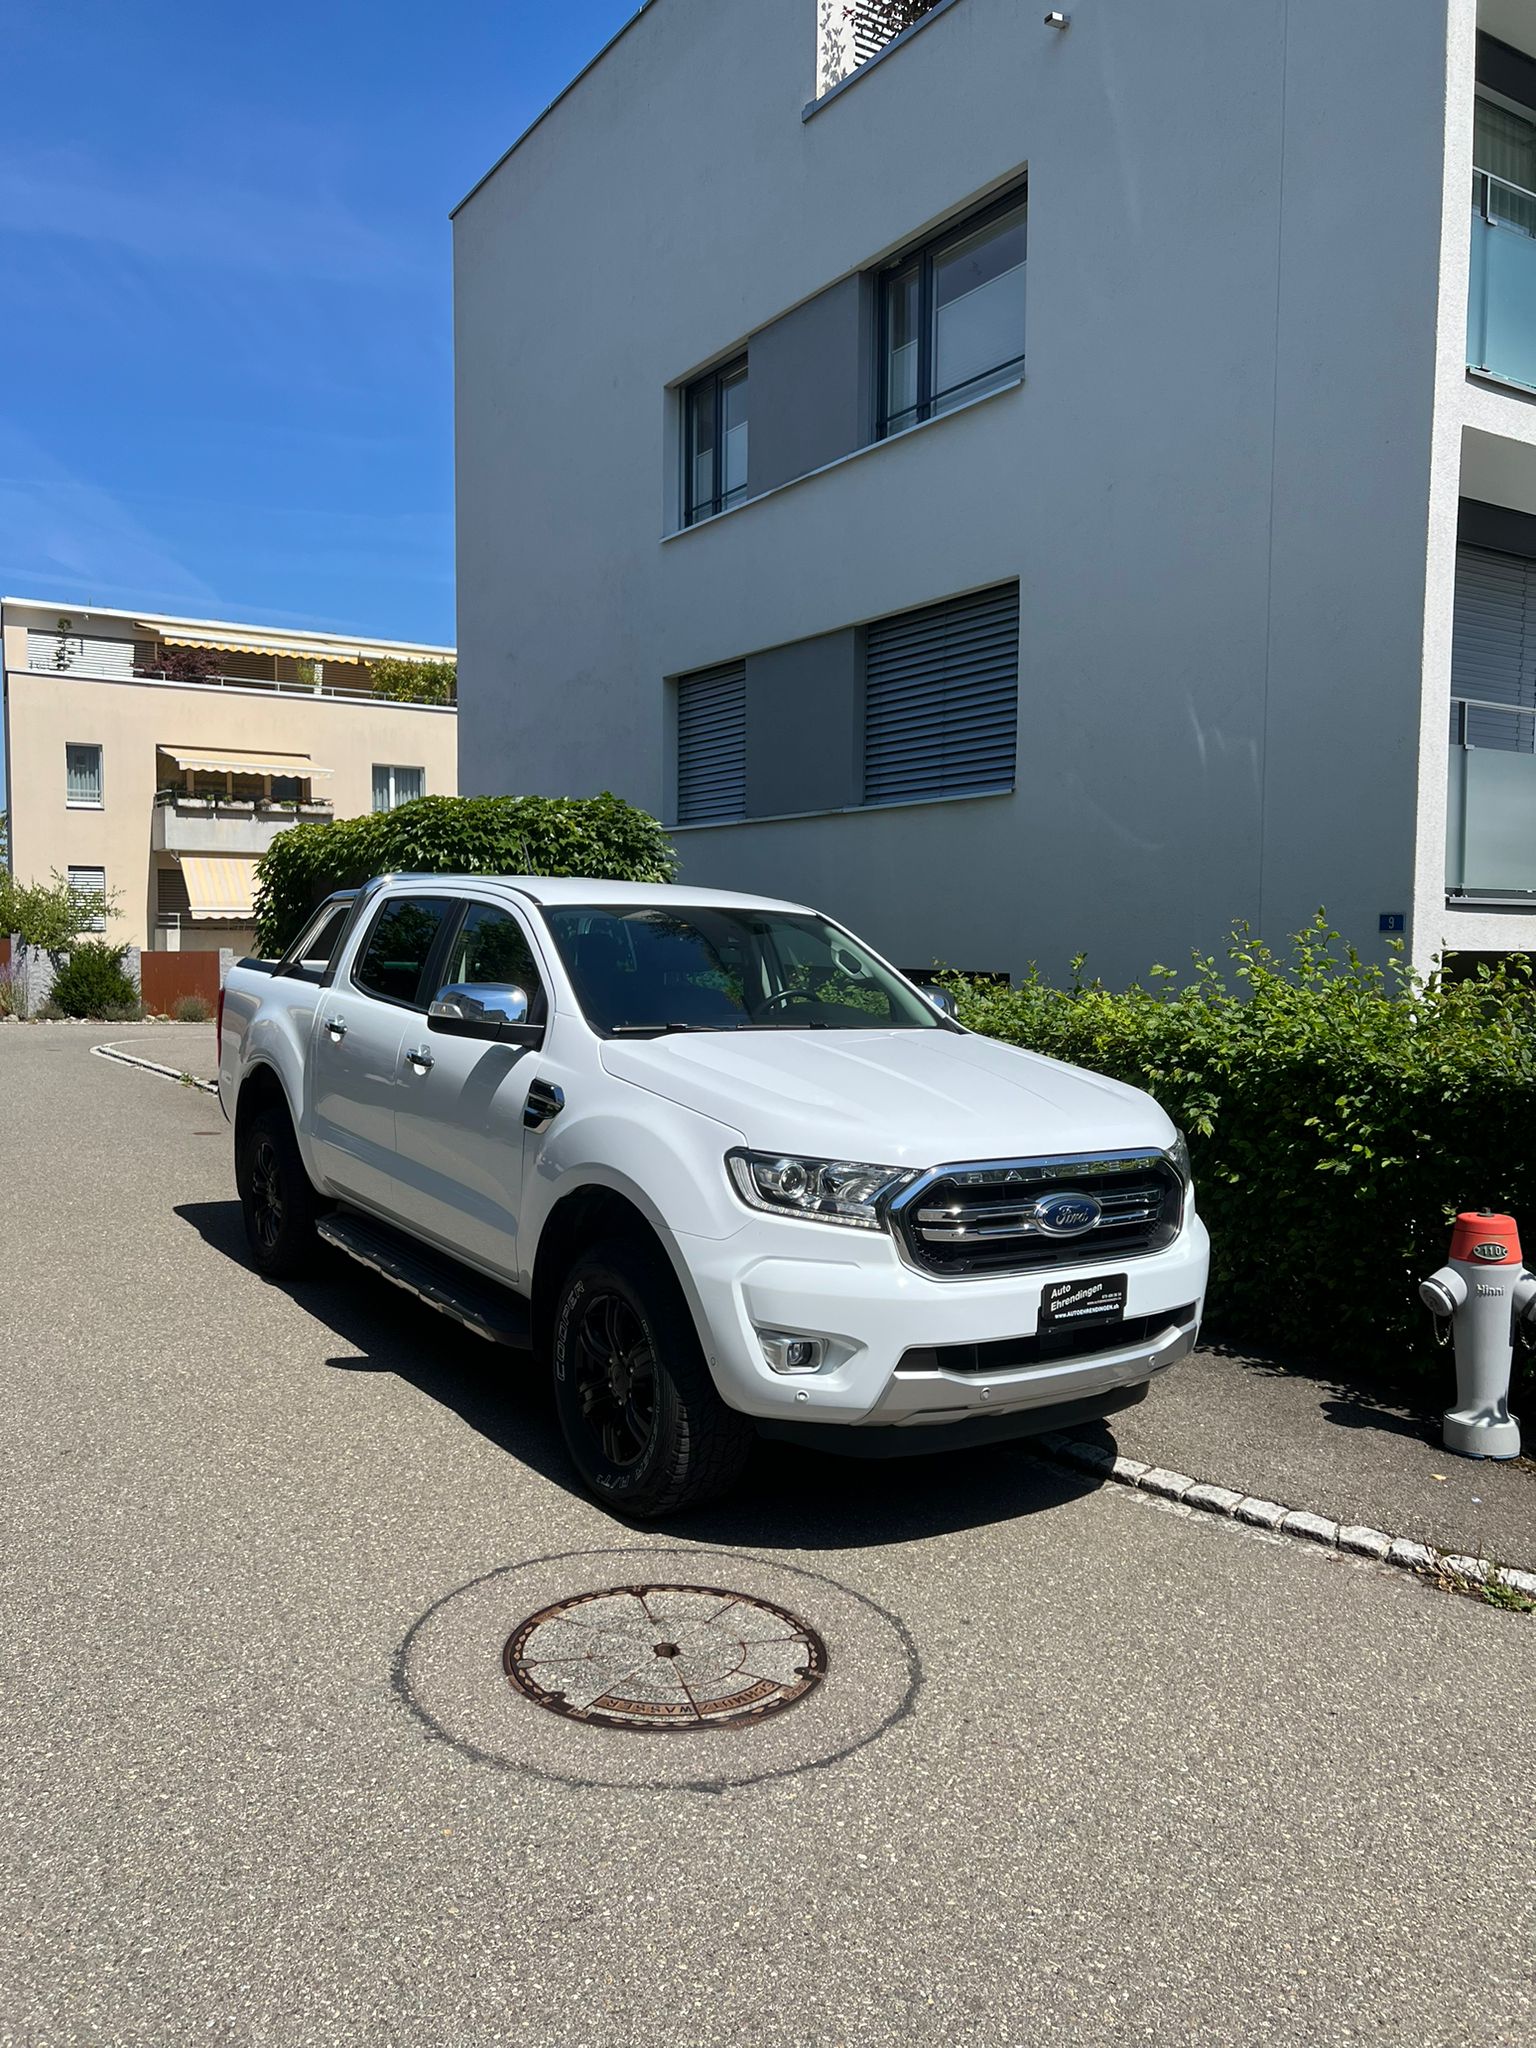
[1452,545,1536,752]
[676,663,747,823]
[863,585,1019,803]
[68,867,108,933]
[27,630,134,677]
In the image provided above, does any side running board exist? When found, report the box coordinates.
[317,1211,532,1349]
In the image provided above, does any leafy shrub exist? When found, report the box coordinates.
[367,656,456,705]
[49,941,141,1020]
[954,917,1536,1387]
[172,993,213,1023]
[253,792,678,955]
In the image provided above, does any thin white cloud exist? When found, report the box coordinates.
[0,144,425,289]
[0,430,221,613]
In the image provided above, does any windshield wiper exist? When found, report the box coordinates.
[606,1022,722,1037]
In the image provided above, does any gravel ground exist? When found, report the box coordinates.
[1,1022,1532,2048]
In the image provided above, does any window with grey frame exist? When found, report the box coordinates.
[878,187,1027,438]
[66,742,103,807]
[684,355,749,524]
[372,763,425,812]
[863,585,1020,804]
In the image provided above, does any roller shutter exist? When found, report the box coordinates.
[676,663,746,824]
[863,585,1019,803]
[1452,544,1536,751]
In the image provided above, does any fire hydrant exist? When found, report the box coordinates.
[1419,1210,1528,1460]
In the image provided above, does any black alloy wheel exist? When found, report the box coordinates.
[571,1288,659,1467]
[551,1240,754,1518]
[237,1101,323,1279]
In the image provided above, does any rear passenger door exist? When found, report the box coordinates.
[307,892,456,1216]
[390,897,549,1281]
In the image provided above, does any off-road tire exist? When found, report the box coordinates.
[237,1100,324,1280]
[551,1237,754,1518]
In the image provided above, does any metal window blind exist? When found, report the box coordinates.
[27,630,135,677]
[676,663,747,824]
[863,585,1020,803]
[68,867,107,933]
[1452,544,1536,751]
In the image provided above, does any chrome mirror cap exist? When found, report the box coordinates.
[428,982,531,1027]
[916,982,959,1019]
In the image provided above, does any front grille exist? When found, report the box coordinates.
[891,1154,1184,1277]
[900,1304,1198,1377]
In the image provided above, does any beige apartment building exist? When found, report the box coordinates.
[2,596,457,958]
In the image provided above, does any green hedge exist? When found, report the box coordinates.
[252,793,677,956]
[51,941,140,1020]
[954,918,1536,1386]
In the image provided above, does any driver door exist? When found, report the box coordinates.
[390,898,548,1280]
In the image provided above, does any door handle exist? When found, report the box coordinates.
[404,1045,435,1071]
[324,1016,347,1039]
[524,1077,564,1130]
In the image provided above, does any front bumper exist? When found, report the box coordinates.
[676,1209,1210,1426]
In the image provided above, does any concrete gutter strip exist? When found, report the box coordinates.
[1038,1432,1536,1601]
[92,1043,218,1095]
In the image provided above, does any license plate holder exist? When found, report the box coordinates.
[1039,1273,1128,1332]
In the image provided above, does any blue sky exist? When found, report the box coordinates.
[0,0,638,649]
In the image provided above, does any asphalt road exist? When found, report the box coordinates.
[1,1022,1532,2048]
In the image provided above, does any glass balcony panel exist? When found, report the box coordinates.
[1467,179,1536,391]
[1446,746,1536,893]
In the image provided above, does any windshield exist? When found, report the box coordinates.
[543,905,945,1035]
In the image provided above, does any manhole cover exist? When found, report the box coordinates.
[503,1584,827,1731]
[398,1546,919,1791]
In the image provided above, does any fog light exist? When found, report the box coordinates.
[759,1332,826,1375]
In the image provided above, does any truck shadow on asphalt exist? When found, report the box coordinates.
[175,1199,1105,1550]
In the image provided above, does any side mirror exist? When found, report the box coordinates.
[916,982,959,1020]
[427,982,543,1046]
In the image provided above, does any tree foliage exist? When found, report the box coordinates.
[0,868,118,965]
[953,916,1536,1386]
[367,656,457,705]
[253,792,677,954]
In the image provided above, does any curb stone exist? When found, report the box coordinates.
[1038,1434,1534,1609]
[92,1043,219,1095]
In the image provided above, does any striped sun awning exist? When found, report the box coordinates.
[157,630,371,664]
[159,747,334,779]
[180,856,259,920]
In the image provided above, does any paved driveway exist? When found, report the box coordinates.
[1,1023,1531,2048]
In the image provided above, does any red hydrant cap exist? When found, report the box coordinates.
[1449,1211,1522,1266]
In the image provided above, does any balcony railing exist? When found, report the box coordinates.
[1468,170,1536,392]
[816,0,943,96]
[1446,695,1536,898]
[20,658,454,709]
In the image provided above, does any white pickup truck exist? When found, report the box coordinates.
[218,874,1209,1515]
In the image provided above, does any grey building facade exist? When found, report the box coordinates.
[454,0,1536,983]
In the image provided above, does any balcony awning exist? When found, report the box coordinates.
[159,747,333,779]
[179,856,260,921]
[155,628,372,665]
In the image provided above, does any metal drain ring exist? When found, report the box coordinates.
[504,1582,828,1732]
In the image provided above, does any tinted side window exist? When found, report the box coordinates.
[352,896,453,1006]
[441,905,546,1011]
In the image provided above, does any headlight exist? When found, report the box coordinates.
[726,1150,917,1230]
[1165,1129,1192,1184]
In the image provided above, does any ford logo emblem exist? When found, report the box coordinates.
[1033,1191,1103,1237]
